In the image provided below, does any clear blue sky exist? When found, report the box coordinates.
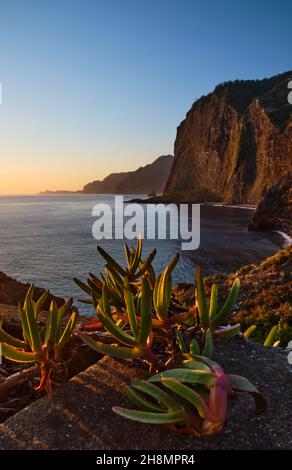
[0,0,291,194]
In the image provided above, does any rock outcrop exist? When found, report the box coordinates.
[164,71,292,204]
[83,155,173,195]
[0,272,63,309]
[248,177,292,237]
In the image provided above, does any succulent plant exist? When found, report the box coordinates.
[113,355,266,437]
[74,236,157,309]
[188,328,214,359]
[77,238,204,371]
[79,278,164,369]
[0,285,78,395]
[244,324,280,347]
[194,266,241,339]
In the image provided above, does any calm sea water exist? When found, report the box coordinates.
[0,195,284,314]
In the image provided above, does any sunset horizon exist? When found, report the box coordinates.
[1,1,291,195]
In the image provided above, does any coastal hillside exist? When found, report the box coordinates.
[164,71,292,204]
[248,176,292,237]
[83,154,173,194]
[175,245,292,344]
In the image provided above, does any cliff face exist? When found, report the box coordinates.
[83,172,128,194]
[248,177,292,237]
[165,72,292,204]
[83,155,173,194]
[0,272,63,309]
[114,154,173,194]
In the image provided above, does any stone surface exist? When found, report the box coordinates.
[164,71,292,204]
[0,339,291,450]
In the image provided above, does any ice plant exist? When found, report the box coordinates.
[153,252,179,320]
[188,328,214,358]
[79,278,164,369]
[74,236,157,309]
[244,324,280,347]
[113,356,266,437]
[195,266,241,338]
[77,243,197,369]
[0,285,78,396]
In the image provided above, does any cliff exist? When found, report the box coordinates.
[164,71,292,204]
[83,155,173,194]
[0,272,63,309]
[248,177,292,237]
[83,172,128,194]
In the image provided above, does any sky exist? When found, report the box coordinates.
[0,0,291,195]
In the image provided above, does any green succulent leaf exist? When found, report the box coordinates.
[228,374,259,393]
[112,407,186,424]
[18,302,32,346]
[131,381,182,411]
[44,300,58,345]
[97,246,128,277]
[134,248,157,279]
[73,277,92,296]
[182,358,211,371]
[214,323,241,339]
[124,243,132,269]
[101,283,112,316]
[228,374,267,415]
[97,305,137,347]
[156,272,172,321]
[161,378,216,422]
[153,273,161,315]
[79,333,140,359]
[190,355,224,375]
[125,385,163,413]
[0,328,27,350]
[154,253,179,321]
[1,343,40,363]
[211,278,240,327]
[124,282,139,339]
[149,368,215,386]
[24,285,42,353]
[130,235,142,274]
[195,265,209,330]
[202,329,213,358]
[138,279,153,344]
[166,252,180,273]
[243,324,257,339]
[56,308,78,351]
[56,297,73,340]
[34,290,49,318]
[263,325,278,347]
[190,338,200,356]
[175,330,188,354]
[209,284,218,320]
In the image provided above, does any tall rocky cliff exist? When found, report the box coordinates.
[164,72,292,204]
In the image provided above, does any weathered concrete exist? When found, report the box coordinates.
[0,339,291,450]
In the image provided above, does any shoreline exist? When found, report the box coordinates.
[275,230,292,247]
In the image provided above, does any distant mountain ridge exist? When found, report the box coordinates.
[83,155,173,194]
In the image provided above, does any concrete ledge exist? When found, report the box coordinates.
[0,339,291,450]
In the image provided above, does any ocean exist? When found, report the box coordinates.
[0,195,285,315]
